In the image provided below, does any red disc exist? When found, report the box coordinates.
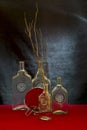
[25,87,43,109]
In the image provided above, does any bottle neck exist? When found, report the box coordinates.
[43,84,49,94]
[19,61,25,71]
[57,77,62,87]
[38,60,43,69]
[37,60,44,75]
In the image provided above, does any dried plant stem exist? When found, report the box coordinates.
[34,6,39,58]
[24,15,36,56]
[24,5,48,67]
[24,9,40,60]
[39,28,43,59]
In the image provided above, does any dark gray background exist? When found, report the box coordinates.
[0,0,87,104]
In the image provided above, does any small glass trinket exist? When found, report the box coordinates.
[38,83,52,113]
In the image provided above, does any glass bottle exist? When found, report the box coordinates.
[52,77,68,114]
[12,61,32,110]
[38,83,52,113]
[32,60,51,93]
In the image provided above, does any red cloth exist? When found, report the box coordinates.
[0,105,87,130]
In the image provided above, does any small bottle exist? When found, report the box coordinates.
[32,60,51,92]
[52,77,68,114]
[12,61,32,110]
[38,83,52,113]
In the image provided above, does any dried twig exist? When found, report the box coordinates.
[24,8,40,60]
[34,5,39,58]
[24,5,47,65]
[24,14,36,56]
[39,28,43,60]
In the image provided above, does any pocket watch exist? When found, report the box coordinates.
[17,82,26,92]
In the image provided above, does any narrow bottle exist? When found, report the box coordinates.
[32,60,51,92]
[38,83,52,113]
[12,61,32,110]
[52,77,68,114]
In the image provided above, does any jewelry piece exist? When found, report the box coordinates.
[25,106,39,116]
[12,104,28,110]
[40,116,51,121]
[53,110,67,115]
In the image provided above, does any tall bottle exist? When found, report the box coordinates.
[52,77,68,113]
[38,83,52,113]
[32,60,51,93]
[12,61,32,109]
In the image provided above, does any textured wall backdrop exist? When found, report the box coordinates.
[0,0,87,104]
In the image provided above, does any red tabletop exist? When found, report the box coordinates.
[0,105,87,130]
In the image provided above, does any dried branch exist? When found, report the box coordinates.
[24,8,40,60]
[24,5,47,64]
[34,5,39,58]
[24,14,37,59]
[39,28,43,60]
[43,40,47,61]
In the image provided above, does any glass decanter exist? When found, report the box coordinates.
[32,60,51,92]
[38,83,52,113]
[12,61,33,110]
[52,77,68,114]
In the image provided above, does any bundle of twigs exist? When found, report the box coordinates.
[24,5,45,62]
